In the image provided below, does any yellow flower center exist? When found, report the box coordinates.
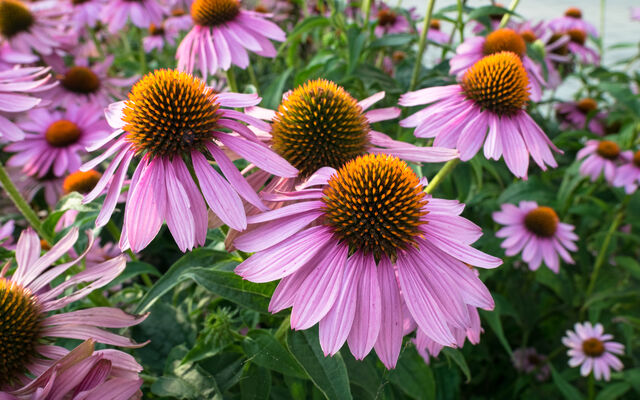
[122,69,221,158]
[0,278,43,386]
[191,0,240,27]
[582,338,605,357]
[45,120,82,147]
[565,7,582,19]
[483,28,527,58]
[461,52,530,116]
[524,206,558,238]
[596,141,620,160]
[0,0,34,38]
[322,154,428,259]
[63,170,102,194]
[271,79,370,178]
[61,66,101,95]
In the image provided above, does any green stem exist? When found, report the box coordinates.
[137,29,148,74]
[363,0,373,29]
[274,315,291,342]
[425,159,460,194]
[225,68,239,93]
[0,163,53,243]
[587,374,596,400]
[599,0,605,59]
[456,0,464,42]
[585,198,628,298]
[409,0,437,91]
[247,64,260,93]
[498,0,520,29]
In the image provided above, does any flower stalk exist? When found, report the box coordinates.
[425,158,460,194]
[498,0,520,29]
[409,0,437,91]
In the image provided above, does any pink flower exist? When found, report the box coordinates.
[0,42,38,70]
[101,0,167,33]
[577,140,622,184]
[562,322,624,381]
[0,66,54,142]
[43,55,137,107]
[234,154,502,369]
[512,347,550,381]
[82,69,297,253]
[61,0,106,31]
[0,0,72,56]
[3,165,64,207]
[143,22,180,53]
[177,0,285,76]
[424,19,450,44]
[493,201,577,273]
[5,339,142,400]
[6,103,110,178]
[371,4,413,38]
[556,98,606,135]
[548,8,598,38]
[0,219,15,249]
[633,8,640,22]
[613,150,640,194]
[400,52,561,179]
[0,227,147,391]
[449,28,546,101]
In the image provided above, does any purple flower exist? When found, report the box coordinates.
[613,150,640,194]
[633,7,640,22]
[234,154,502,368]
[101,0,167,33]
[6,103,110,178]
[512,347,550,381]
[556,98,606,135]
[493,201,577,273]
[0,66,55,142]
[548,8,598,38]
[177,0,285,76]
[143,22,180,53]
[562,322,624,381]
[401,52,561,179]
[424,19,450,44]
[371,4,413,38]
[0,219,15,249]
[577,140,622,184]
[0,227,147,391]
[82,69,297,253]
[449,28,546,101]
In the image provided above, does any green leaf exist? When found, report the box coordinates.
[135,249,236,313]
[151,363,218,399]
[595,382,631,400]
[286,327,352,400]
[369,33,415,49]
[388,347,436,400]
[480,308,513,357]
[624,368,640,393]
[441,348,471,383]
[346,27,367,74]
[262,68,293,109]
[243,330,307,378]
[614,256,640,280]
[467,5,518,20]
[241,364,272,400]
[279,16,331,53]
[183,267,276,313]
[550,365,584,400]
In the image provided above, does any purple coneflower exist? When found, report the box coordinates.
[551,27,599,65]
[548,8,598,37]
[400,52,561,179]
[43,55,137,107]
[6,103,110,178]
[144,22,179,53]
[3,165,64,206]
[0,227,146,391]
[6,339,142,400]
[0,219,14,249]
[82,69,297,252]
[0,41,37,70]
[577,140,621,184]
[613,150,640,194]
[493,201,577,273]
[0,66,54,142]
[234,154,501,368]
[556,98,606,135]
[177,0,285,77]
[101,0,166,33]
[449,28,546,101]
[425,19,449,44]
[512,347,550,381]
[562,322,624,381]
[62,0,105,31]
[371,4,412,38]
[0,0,71,56]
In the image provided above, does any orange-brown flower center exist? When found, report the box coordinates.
[322,154,428,259]
[191,0,240,27]
[524,206,558,238]
[568,29,586,45]
[271,79,370,178]
[61,66,101,95]
[149,23,164,36]
[392,50,406,62]
[122,69,221,158]
[576,98,597,114]
[582,338,605,357]
[0,278,44,386]
[548,33,569,56]
[430,19,440,30]
[45,120,82,147]
[254,3,268,13]
[483,28,527,58]
[0,0,33,38]
[565,7,582,19]
[520,29,537,44]
[63,170,102,194]
[461,51,530,116]
[377,9,397,27]
[72,0,91,4]
[596,141,620,160]
[633,150,640,168]
[171,8,186,17]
